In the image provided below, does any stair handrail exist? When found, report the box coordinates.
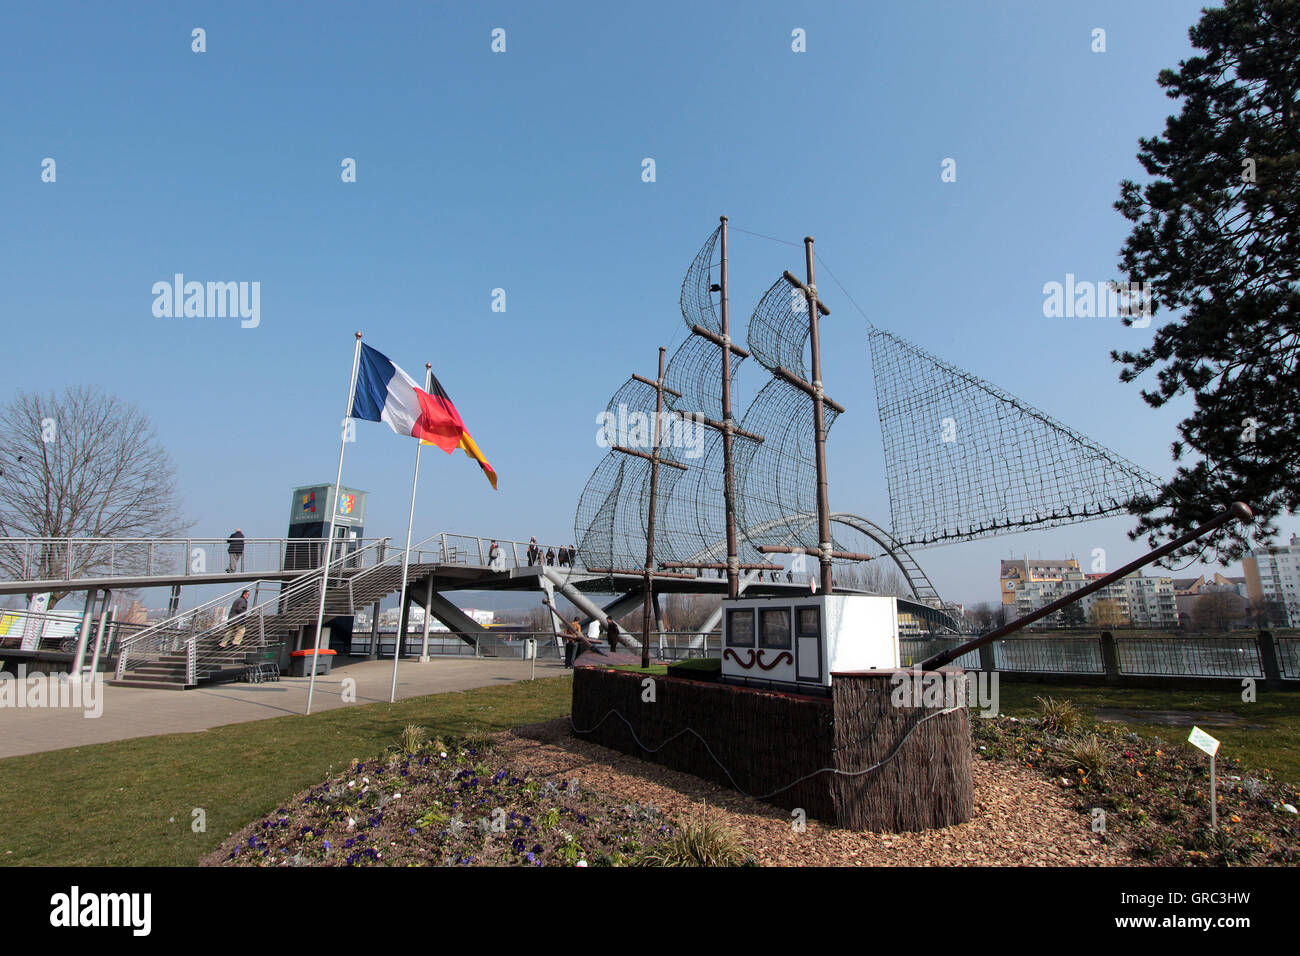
[334,531,447,600]
[115,536,391,678]
[179,535,395,650]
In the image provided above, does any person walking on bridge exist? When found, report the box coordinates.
[526,538,539,566]
[227,528,245,572]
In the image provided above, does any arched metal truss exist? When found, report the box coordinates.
[678,510,963,633]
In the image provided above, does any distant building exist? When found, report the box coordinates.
[1001,557,1177,627]
[1243,535,1300,627]
[1000,558,1080,609]
[1171,573,1249,625]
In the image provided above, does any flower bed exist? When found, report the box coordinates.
[206,734,675,867]
[973,711,1300,866]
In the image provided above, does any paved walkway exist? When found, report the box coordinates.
[0,657,569,759]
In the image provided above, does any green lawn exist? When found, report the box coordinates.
[0,675,572,867]
[992,682,1300,786]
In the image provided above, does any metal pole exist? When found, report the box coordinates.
[653,591,665,659]
[718,215,740,599]
[804,236,833,595]
[306,331,364,716]
[641,346,667,668]
[89,601,112,677]
[420,574,434,661]
[366,600,380,660]
[71,588,98,679]
[389,363,431,703]
[1210,752,1217,830]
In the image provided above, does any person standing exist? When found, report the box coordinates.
[227,528,245,572]
[564,616,584,668]
[607,619,623,652]
[488,540,502,569]
[546,547,555,566]
[219,590,250,648]
[526,537,539,566]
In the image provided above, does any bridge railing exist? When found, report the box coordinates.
[0,536,390,584]
[346,627,720,661]
[427,534,586,572]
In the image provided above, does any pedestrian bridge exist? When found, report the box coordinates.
[0,525,962,690]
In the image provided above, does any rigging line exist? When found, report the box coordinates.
[728,224,803,248]
[813,252,877,332]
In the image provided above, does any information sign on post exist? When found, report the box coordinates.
[1188,726,1221,830]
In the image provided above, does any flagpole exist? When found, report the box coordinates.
[389,363,430,703]
[306,331,364,716]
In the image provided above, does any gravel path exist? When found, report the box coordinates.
[502,719,1133,866]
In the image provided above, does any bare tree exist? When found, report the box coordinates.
[0,386,191,605]
[967,602,996,634]
[1192,591,1247,633]
[1088,598,1128,629]
[832,559,910,596]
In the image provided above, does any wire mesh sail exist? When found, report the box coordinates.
[868,326,1162,547]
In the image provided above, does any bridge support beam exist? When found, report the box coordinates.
[71,588,103,679]
[596,589,645,650]
[366,600,380,660]
[538,572,624,647]
[419,576,434,661]
[423,588,491,647]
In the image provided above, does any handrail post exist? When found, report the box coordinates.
[65,538,72,580]
[1100,631,1121,680]
[1258,630,1282,683]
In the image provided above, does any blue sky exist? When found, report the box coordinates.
[3,0,1279,608]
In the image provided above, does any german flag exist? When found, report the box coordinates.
[453,429,498,490]
[422,372,497,490]
[351,344,497,489]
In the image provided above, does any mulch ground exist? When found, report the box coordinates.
[502,718,1130,866]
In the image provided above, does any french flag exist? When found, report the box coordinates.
[351,344,465,453]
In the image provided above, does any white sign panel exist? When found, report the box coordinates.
[20,592,50,651]
[1188,726,1220,756]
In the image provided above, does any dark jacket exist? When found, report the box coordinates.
[230,596,248,617]
[227,531,245,554]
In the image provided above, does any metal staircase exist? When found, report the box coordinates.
[112,537,412,688]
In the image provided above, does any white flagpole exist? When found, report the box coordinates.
[306,331,364,716]
[388,363,430,703]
